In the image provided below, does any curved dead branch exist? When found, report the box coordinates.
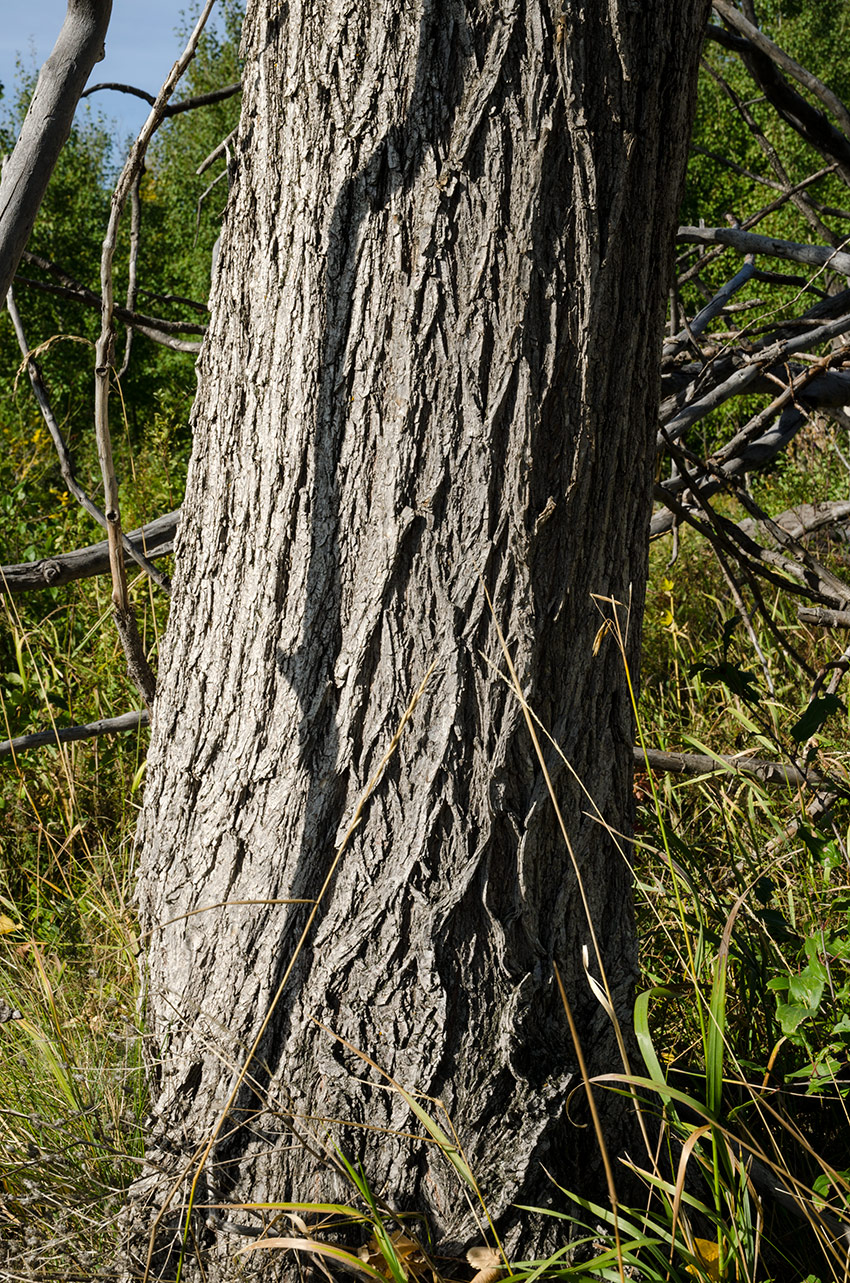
[0,1,113,303]
[81,81,241,117]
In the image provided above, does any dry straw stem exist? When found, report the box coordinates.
[553,962,626,1283]
[309,1015,501,1262]
[479,594,667,1174]
[143,660,438,1282]
[238,1234,386,1276]
[480,581,631,1069]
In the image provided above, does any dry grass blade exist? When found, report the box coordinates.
[236,1234,386,1277]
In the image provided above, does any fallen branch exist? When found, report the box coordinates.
[0,710,149,759]
[0,719,833,785]
[634,745,829,789]
[798,606,850,630]
[677,225,850,276]
[0,511,179,594]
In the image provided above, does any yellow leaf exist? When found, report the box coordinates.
[0,914,19,935]
[686,1236,722,1280]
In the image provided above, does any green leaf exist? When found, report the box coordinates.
[788,961,826,1013]
[720,615,742,657]
[789,697,846,749]
[688,660,761,705]
[775,1001,813,1035]
[756,908,798,945]
[753,876,774,906]
[790,693,844,743]
[633,988,678,1106]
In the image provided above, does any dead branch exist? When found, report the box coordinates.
[677,225,850,276]
[17,251,207,333]
[0,710,149,759]
[81,81,241,117]
[798,607,850,630]
[14,275,204,352]
[0,1,113,303]
[635,745,833,790]
[5,287,171,592]
[197,129,238,176]
[0,511,179,594]
[712,0,850,183]
[118,171,142,377]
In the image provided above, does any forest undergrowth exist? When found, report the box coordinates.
[2,450,850,1283]
[3,2,850,1279]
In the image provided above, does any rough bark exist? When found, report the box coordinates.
[132,1,709,1278]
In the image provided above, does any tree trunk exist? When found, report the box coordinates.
[130,1,709,1277]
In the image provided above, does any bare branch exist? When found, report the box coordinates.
[738,501,850,544]
[118,171,142,377]
[15,274,204,351]
[81,80,241,118]
[0,1,113,303]
[0,511,179,594]
[659,307,850,446]
[798,607,850,631]
[663,259,755,357]
[197,128,238,176]
[712,0,850,141]
[0,710,149,759]
[635,745,830,790]
[81,81,156,106]
[700,56,841,244]
[678,225,850,276]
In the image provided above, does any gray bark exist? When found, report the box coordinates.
[131,1,710,1278]
[0,0,113,303]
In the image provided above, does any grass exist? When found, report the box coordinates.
[4,526,850,1282]
[2,443,850,1280]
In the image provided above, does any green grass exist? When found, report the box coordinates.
[4,472,850,1279]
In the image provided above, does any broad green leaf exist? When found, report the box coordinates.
[688,660,761,706]
[790,693,844,744]
[775,1001,812,1035]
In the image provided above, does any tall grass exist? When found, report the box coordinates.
[2,475,850,1279]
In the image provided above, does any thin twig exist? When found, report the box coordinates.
[95,0,219,709]
[4,287,171,592]
[17,271,206,335]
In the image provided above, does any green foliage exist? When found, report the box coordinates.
[4,2,850,1278]
[0,10,243,1272]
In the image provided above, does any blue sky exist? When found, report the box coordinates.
[1,2,239,148]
